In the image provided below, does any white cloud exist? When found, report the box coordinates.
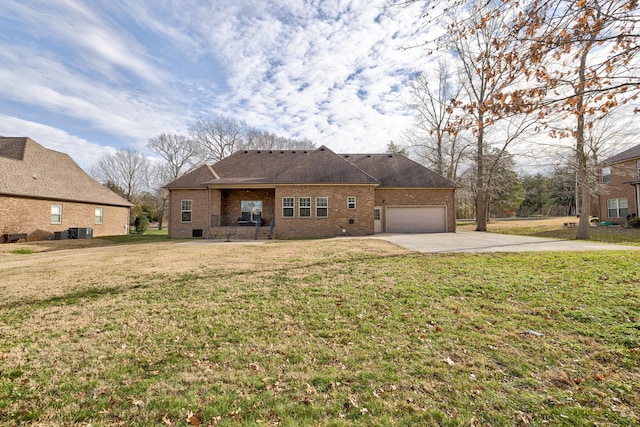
[0,0,439,162]
[0,114,117,169]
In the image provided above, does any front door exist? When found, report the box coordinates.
[374,207,382,233]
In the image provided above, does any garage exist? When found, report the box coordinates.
[386,207,447,233]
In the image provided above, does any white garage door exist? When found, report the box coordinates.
[386,207,447,233]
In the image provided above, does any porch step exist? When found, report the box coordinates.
[254,230,273,240]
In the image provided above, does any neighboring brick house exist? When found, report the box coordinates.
[164,146,457,239]
[1,137,133,242]
[598,143,640,224]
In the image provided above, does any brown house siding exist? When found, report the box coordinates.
[599,158,639,223]
[274,185,376,238]
[374,188,457,232]
[1,195,130,241]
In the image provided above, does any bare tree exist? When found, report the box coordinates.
[403,60,471,181]
[148,162,176,230]
[245,129,316,151]
[443,0,534,231]
[147,133,201,180]
[190,117,248,162]
[90,149,150,202]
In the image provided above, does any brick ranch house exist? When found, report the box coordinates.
[164,146,457,239]
[1,137,133,242]
[598,143,640,224]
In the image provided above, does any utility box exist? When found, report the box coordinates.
[68,228,93,239]
[54,230,69,240]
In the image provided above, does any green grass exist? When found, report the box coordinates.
[99,228,170,244]
[9,248,36,254]
[1,241,639,426]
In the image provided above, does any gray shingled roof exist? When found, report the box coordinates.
[163,164,218,189]
[343,153,458,188]
[0,137,133,207]
[165,146,456,189]
[601,143,640,165]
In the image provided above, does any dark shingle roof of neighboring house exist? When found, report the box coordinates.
[165,145,456,189]
[601,143,640,165]
[0,137,133,207]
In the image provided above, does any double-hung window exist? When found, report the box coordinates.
[51,205,62,224]
[95,208,103,224]
[608,198,628,218]
[181,200,192,222]
[602,166,611,183]
[282,197,294,218]
[316,197,328,217]
[299,197,311,218]
[347,196,356,209]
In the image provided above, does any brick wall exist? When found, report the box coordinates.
[167,189,209,238]
[374,188,456,232]
[168,185,457,239]
[599,158,639,223]
[274,185,376,238]
[0,195,130,241]
[220,189,276,226]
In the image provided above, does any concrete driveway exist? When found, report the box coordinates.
[376,230,640,253]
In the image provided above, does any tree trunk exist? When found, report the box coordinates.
[475,113,487,231]
[575,41,591,239]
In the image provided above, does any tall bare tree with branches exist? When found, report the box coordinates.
[403,60,471,181]
[90,149,150,203]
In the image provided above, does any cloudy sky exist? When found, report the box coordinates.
[0,0,438,169]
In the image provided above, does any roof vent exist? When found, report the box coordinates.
[257,150,261,153]
[280,150,284,153]
[292,151,296,153]
[388,154,393,157]
[244,150,249,153]
[269,150,273,153]
[367,155,371,158]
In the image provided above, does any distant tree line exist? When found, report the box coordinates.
[90,116,315,230]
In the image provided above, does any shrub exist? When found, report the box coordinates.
[134,215,150,234]
[629,217,640,228]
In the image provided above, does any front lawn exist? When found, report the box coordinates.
[1,239,638,425]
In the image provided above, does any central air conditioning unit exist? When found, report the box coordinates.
[68,227,94,239]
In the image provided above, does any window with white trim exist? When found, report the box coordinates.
[608,198,628,218]
[316,197,328,217]
[51,204,62,224]
[95,207,103,224]
[299,197,311,218]
[282,197,294,217]
[602,166,611,183]
[181,200,192,222]
[347,196,356,209]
